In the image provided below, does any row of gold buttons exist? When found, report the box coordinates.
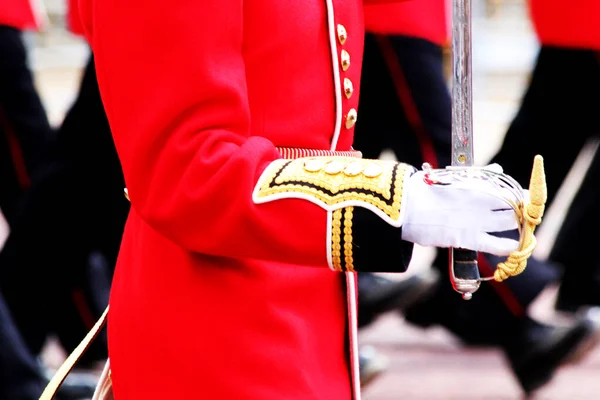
[337,23,357,130]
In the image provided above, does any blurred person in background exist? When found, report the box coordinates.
[0,0,111,386]
[0,288,96,400]
[60,0,129,275]
[356,269,439,387]
[354,0,600,395]
[0,0,54,224]
[0,287,49,400]
[490,0,600,315]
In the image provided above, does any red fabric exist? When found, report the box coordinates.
[77,0,402,398]
[365,0,449,46]
[529,0,600,50]
[67,0,85,36]
[0,0,41,30]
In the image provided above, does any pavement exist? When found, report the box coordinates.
[359,310,600,400]
[6,0,600,398]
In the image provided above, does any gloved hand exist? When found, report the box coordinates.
[401,166,522,256]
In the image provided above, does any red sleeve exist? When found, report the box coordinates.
[83,0,330,266]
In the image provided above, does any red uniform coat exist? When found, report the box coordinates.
[79,0,410,399]
[66,0,84,36]
[364,0,449,46]
[0,0,44,30]
[529,0,600,50]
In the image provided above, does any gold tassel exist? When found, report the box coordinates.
[494,155,547,282]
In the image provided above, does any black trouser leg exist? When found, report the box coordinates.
[49,54,127,362]
[552,152,600,310]
[0,291,45,400]
[0,25,55,224]
[0,55,122,365]
[490,46,600,311]
[490,47,600,209]
[55,54,128,270]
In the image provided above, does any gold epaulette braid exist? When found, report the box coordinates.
[494,155,547,282]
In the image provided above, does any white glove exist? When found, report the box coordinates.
[400,167,521,256]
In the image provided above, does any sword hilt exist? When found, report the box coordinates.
[449,248,480,300]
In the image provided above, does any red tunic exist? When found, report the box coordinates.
[0,0,44,30]
[529,0,600,50]
[79,0,408,399]
[364,0,449,46]
[66,0,84,36]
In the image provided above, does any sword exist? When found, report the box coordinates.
[448,0,481,300]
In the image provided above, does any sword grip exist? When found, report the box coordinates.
[449,248,480,300]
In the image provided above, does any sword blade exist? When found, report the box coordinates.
[451,0,474,166]
[450,0,480,300]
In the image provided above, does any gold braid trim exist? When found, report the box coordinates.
[331,207,355,272]
[331,209,343,271]
[254,157,409,223]
[494,155,547,282]
[343,207,355,272]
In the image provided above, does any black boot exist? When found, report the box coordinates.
[358,270,438,328]
[555,273,600,314]
[0,292,46,400]
[503,315,600,396]
[358,345,388,388]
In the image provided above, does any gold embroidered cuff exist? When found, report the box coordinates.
[252,157,413,227]
[331,207,355,272]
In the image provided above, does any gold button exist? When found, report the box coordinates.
[324,161,345,175]
[363,164,383,178]
[337,24,347,45]
[344,161,363,177]
[340,50,350,71]
[304,159,325,172]
[343,78,353,99]
[345,108,357,129]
